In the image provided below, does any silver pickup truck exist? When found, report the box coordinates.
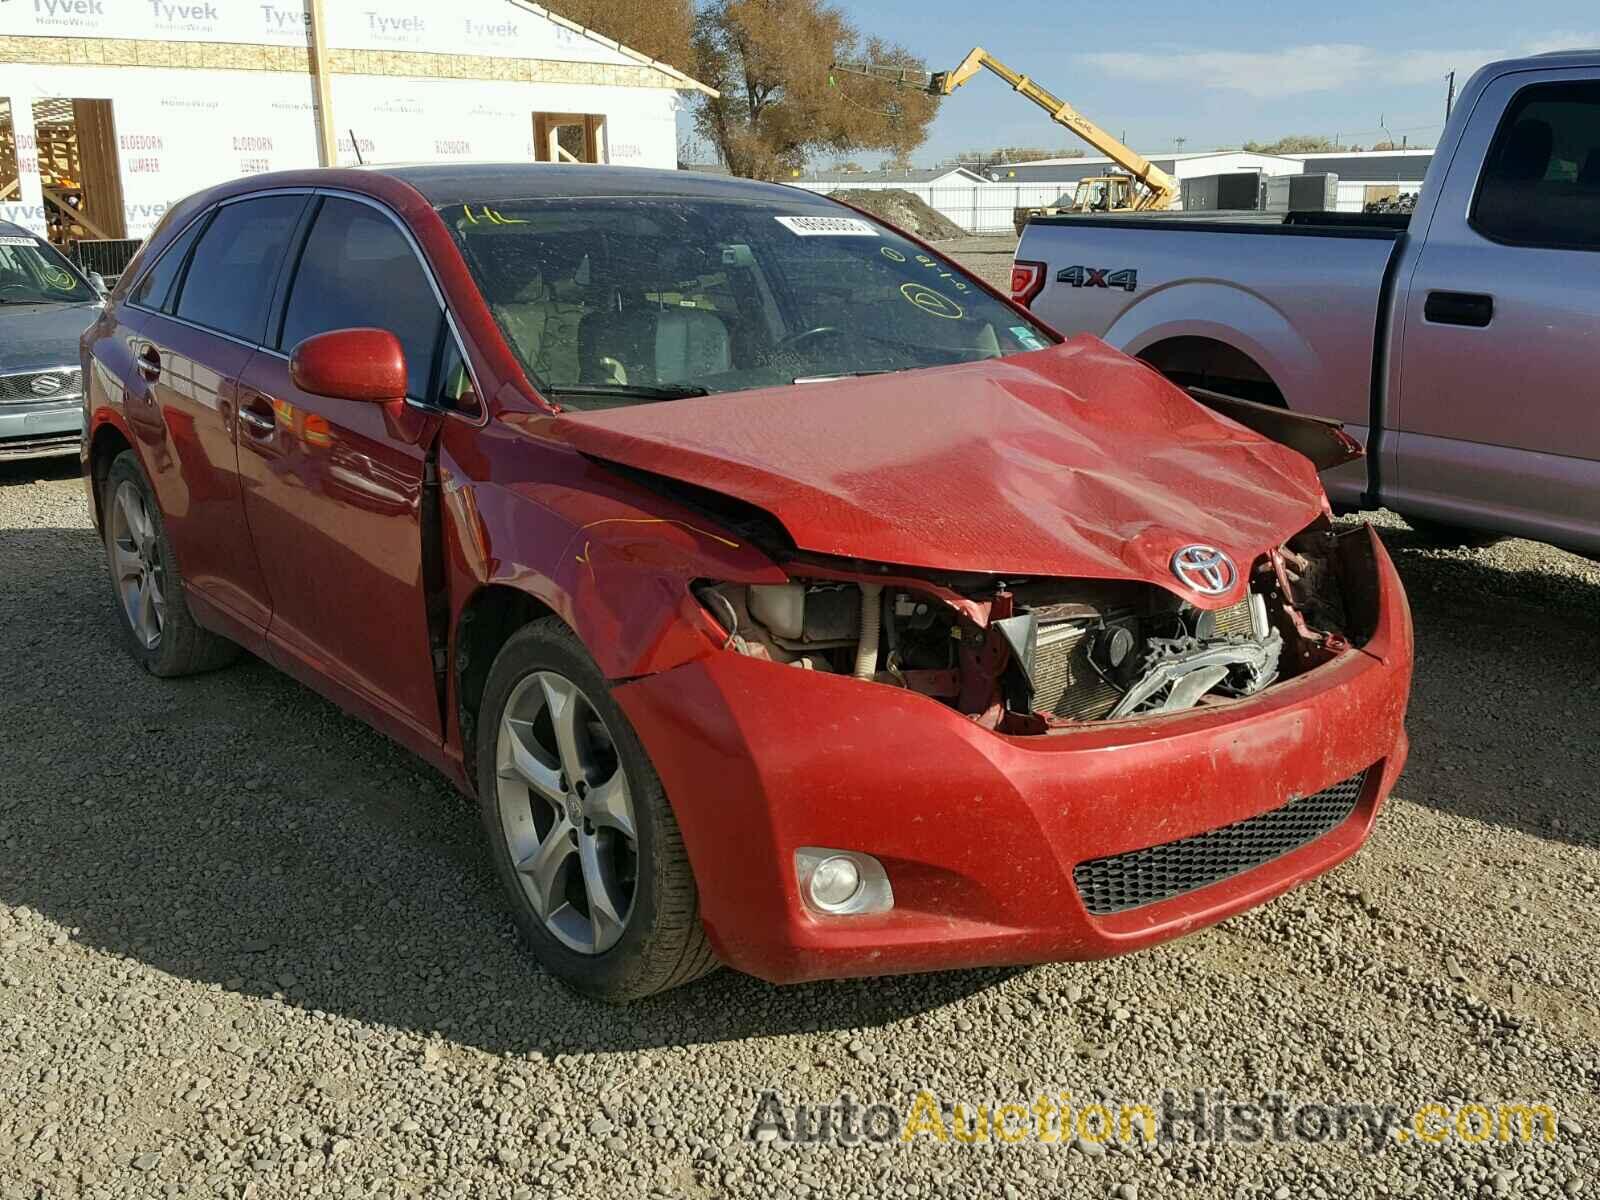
[1014,50,1600,557]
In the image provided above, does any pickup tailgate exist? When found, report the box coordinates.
[1015,216,1403,500]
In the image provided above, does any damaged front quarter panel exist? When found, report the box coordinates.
[441,439,788,685]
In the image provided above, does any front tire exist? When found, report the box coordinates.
[102,451,238,677]
[476,618,717,1001]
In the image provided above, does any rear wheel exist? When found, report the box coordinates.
[476,618,716,1001]
[102,451,238,677]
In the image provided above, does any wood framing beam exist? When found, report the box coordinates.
[42,186,115,241]
[307,0,338,166]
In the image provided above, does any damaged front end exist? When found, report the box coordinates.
[695,517,1371,734]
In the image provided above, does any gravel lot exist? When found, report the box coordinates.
[938,236,1019,292]
[2,323,1597,1196]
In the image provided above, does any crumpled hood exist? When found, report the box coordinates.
[0,302,99,374]
[528,336,1327,601]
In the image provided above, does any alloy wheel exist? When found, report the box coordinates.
[109,481,166,651]
[495,671,639,955]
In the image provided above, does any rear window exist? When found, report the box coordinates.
[1472,80,1600,250]
[174,195,306,341]
[445,197,1054,405]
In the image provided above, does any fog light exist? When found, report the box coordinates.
[795,848,893,916]
[809,856,862,909]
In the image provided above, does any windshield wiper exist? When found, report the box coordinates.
[792,369,897,384]
[546,382,710,401]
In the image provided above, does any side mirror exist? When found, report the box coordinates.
[289,328,407,403]
[88,271,109,297]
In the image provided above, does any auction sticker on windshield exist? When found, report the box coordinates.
[0,237,37,246]
[775,215,879,237]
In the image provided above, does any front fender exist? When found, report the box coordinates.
[441,445,783,682]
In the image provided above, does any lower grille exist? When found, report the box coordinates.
[1073,769,1370,916]
[0,430,80,460]
[0,368,83,405]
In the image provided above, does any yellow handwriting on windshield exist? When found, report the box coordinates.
[461,205,528,225]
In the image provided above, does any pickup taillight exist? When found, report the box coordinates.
[1011,260,1046,308]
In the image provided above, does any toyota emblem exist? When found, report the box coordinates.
[1171,544,1237,596]
[29,374,63,397]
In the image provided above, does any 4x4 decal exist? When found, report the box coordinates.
[1057,265,1138,292]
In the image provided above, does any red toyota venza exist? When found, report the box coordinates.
[81,165,1412,1001]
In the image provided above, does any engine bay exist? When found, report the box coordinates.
[698,519,1367,733]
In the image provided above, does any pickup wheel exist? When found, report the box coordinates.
[476,618,717,1002]
[102,451,239,677]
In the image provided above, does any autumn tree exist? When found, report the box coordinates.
[544,0,695,74]
[690,0,938,179]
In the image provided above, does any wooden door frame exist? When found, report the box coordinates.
[533,113,605,164]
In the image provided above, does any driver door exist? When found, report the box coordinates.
[235,195,450,745]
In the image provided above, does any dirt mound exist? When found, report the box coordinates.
[828,188,966,241]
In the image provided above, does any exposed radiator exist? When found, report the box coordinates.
[1031,622,1121,720]
[1032,596,1256,722]
[1209,596,1257,639]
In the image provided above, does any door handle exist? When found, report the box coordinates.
[136,345,161,381]
[1424,290,1493,327]
[238,397,277,436]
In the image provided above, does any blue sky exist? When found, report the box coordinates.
[786,1,1596,165]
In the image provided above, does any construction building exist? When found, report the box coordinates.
[0,0,712,254]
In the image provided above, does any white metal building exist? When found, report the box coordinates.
[0,0,712,242]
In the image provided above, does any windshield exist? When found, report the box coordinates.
[445,197,1054,407]
[0,235,96,305]
[1075,181,1112,211]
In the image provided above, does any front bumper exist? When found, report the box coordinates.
[0,399,82,461]
[615,524,1413,985]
